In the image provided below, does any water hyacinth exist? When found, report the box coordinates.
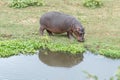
[0,37,85,58]
[9,0,45,8]
[83,0,103,8]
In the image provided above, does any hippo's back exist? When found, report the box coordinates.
[40,12,74,29]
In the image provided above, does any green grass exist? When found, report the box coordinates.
[116,67,120,80]
[0,0,120,58]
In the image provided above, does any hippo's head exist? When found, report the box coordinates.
[73,26,85,42]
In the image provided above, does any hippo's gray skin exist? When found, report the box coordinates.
[39,11,85,42]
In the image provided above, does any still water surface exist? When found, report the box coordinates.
[0,51,120,80]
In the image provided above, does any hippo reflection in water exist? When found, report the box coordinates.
[39,11,85,42]
[39,49,83,68]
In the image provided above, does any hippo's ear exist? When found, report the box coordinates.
[82,28,85,32]
[82,28,85,34]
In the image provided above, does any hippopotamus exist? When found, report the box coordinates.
[39,11,85,42]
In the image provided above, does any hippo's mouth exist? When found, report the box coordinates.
[77,37,84,42]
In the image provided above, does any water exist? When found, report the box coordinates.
[0,51,120,80]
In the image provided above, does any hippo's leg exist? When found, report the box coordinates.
[39,25,45,35]
[46,30,53,36]
[67,31,74,39]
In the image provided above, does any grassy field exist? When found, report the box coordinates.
[0,0,120,58]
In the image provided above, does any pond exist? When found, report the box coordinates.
[0,50,120,80]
